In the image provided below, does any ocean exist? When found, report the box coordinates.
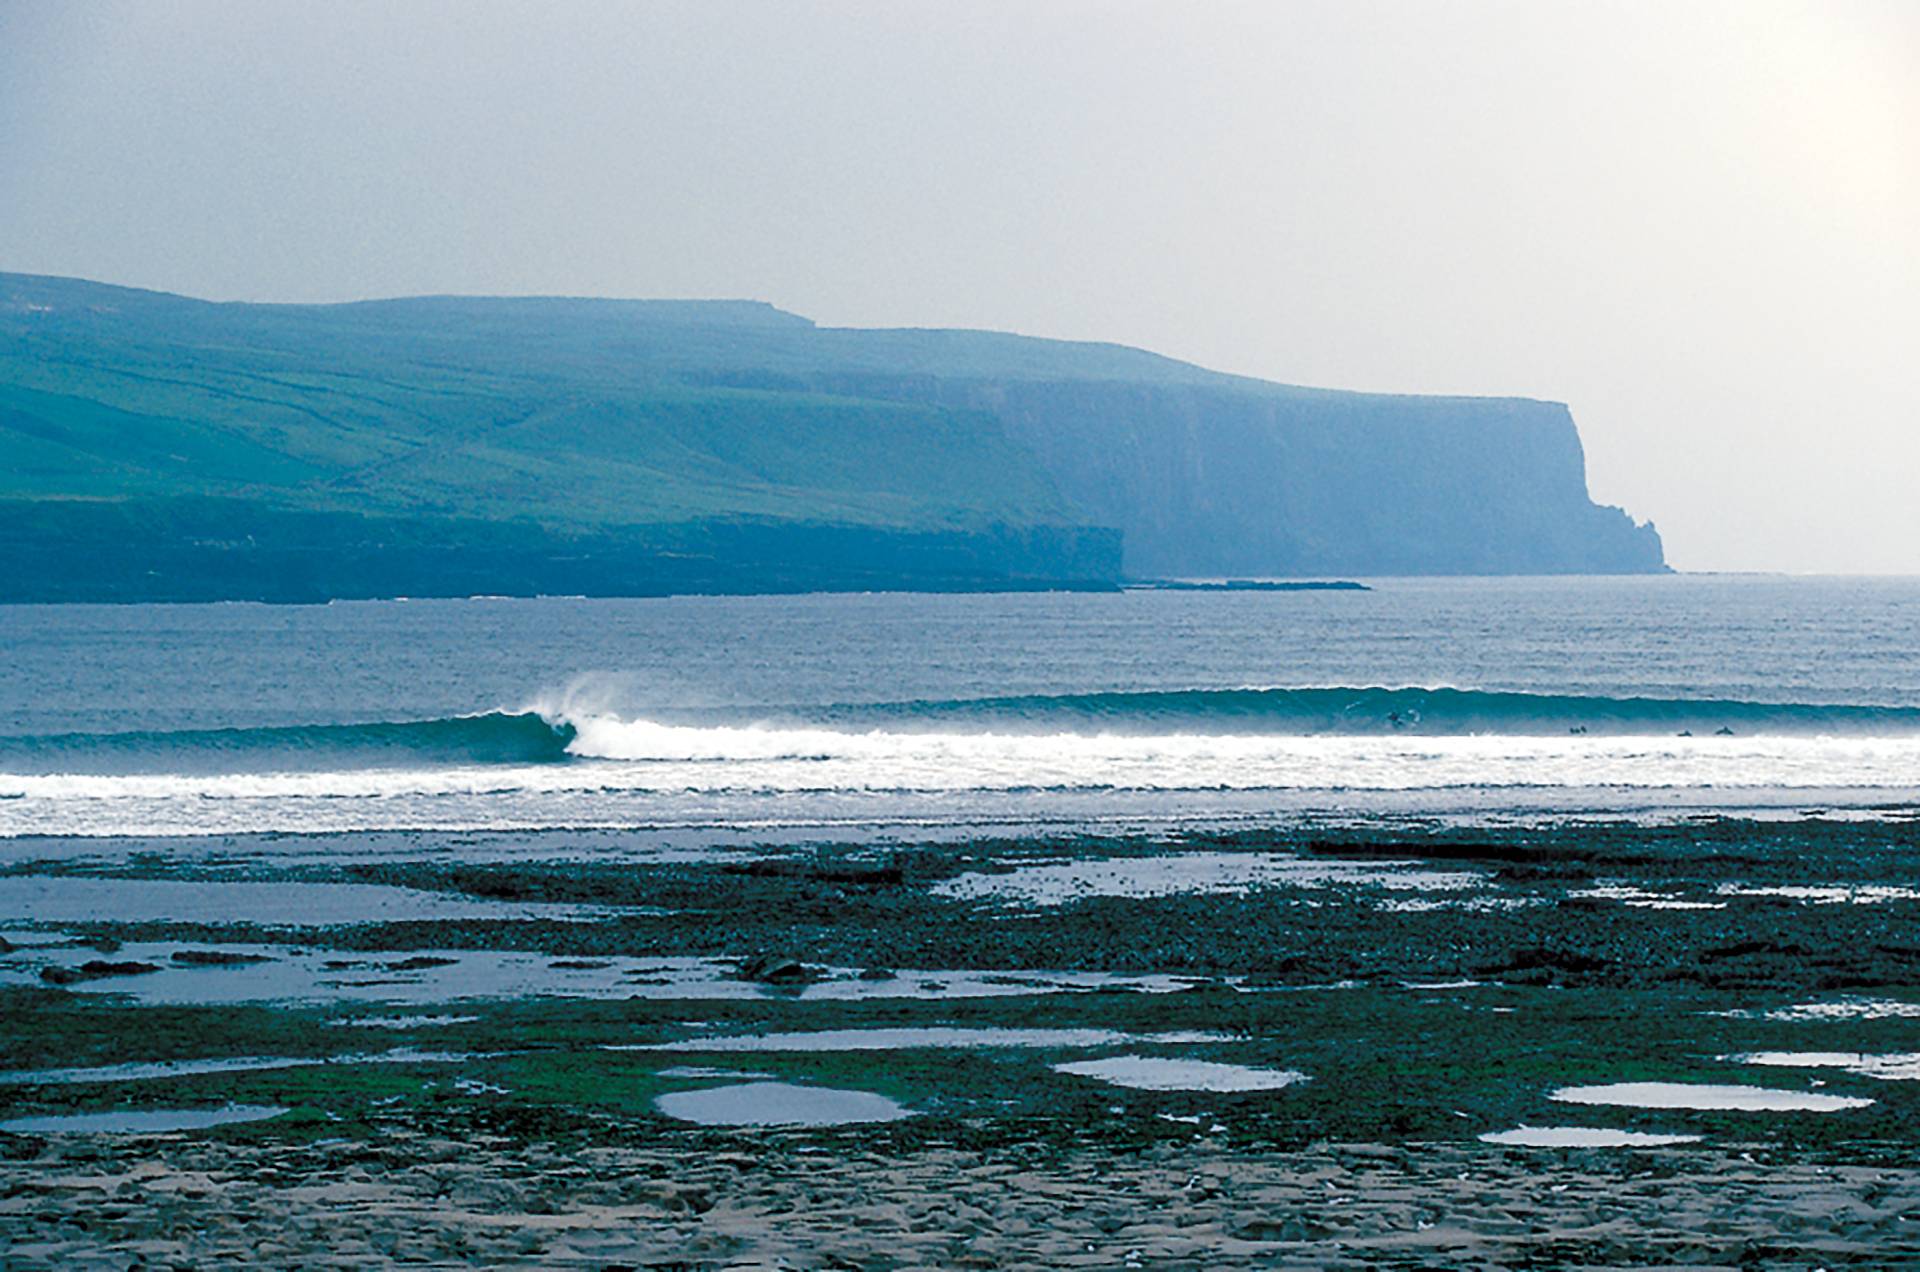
[7,575,1920,1259]
[2,574,1916,841]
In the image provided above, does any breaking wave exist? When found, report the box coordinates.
[5,687,1920,777]
[0,711,575,772]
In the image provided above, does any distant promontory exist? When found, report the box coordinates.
[0,273,1665,601]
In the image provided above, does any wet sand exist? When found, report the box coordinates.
[4,1133,1916,1269]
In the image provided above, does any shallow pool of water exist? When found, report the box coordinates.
[0,1047,475,1087]
[656,1066,775,1080]
[654,1081,912,1127]
[1480,1126,1702,1148]
[0,942,1203,1006]
[622,1027,1230,1053]
[932,852,1483,906]
[0,1104,287,1135]
[1752,997,1920,1023]
[0,874,619,927]
[1551,1082,1873,1112]
[1732,1051,1920,1082]
[1052,1055,1307,1093]
[1715,883,1920,905]
[1567,884,1725,910]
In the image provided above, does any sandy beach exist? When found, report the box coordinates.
[6,1132,1917,1268]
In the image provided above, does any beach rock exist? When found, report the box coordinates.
[1476,946,1608,978]
[725,860,905,887]
[1702,939,1811,961]
[40,960,161,985]
[171,949,273,966]
[735,954,821,984]
[624,1181,714,1213]
[1558,896,1612,913]
[1232,1215,1326,1242]
[386,956,460,971]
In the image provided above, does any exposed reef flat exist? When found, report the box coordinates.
[2,816,1916,1267]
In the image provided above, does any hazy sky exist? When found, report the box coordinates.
[4,1,1915,572]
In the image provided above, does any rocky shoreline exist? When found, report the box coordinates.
[2,816,1917,1267]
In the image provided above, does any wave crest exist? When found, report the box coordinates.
[810,686,1920,738]
[0,711,575,772]
[5,686,1917,776]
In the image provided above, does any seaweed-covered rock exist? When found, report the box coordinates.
[172,949,275,966]
[735,954,821,985]
[40,960,161,985]
[386,956,460,971]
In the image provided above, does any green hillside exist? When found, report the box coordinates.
[0,272,1664,601]
[0,276,1079,532]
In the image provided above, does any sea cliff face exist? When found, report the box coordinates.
[0,273,1664,601]
[964,381,1660,576]
[789,372,1664,577]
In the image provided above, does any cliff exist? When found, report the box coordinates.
[0,272,1663,601]
[779,374,1663,577]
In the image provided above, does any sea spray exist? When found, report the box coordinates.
[6,684,1920,838]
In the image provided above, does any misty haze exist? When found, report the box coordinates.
[2,3,1917,1268]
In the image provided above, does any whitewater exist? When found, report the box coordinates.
[3,578,1917,837]
[3,694,1919,838]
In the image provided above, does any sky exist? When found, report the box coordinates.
[3,0,1915,573]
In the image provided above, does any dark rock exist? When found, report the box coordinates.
[1702,940,1813,961]
[735,954,821,984]
[1477,946,1609,977]
[386,956,460,971]
[40,960,161,985]
[171,949,274,966]
[1232,1216,1326,1242]
[1558,896,1613,912]
[82,959,161,977]
[723,860,905,887]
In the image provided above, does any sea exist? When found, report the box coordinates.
[1,574,1916,842]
